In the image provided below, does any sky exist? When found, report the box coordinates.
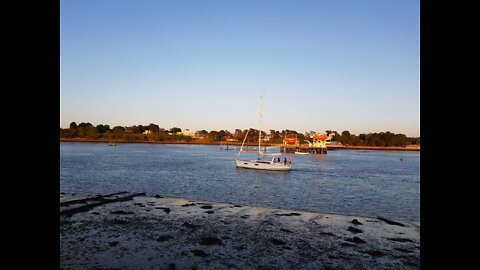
[60,0,420,137]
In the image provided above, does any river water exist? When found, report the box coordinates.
[60,142,420,221]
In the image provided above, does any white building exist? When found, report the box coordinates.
[177,129,195,137]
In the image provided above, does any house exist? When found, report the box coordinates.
[283,138,299,146]
[225,136,239,142]
[143,130,153,135]
[177,129,195,137]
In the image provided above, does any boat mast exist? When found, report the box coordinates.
[236,129,250,158]
[258,88,264,156]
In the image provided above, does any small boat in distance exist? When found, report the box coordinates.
[107,143,116,146]
[234,89,292,171]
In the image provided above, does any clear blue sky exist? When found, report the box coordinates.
[60,0,420,137]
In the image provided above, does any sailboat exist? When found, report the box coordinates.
[234,89,292,171]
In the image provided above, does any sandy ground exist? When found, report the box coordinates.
[60,193,420,270]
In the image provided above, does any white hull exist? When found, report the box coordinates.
[234,89,292,171]
[234,158,292,171]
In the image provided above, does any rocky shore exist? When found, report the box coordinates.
[60,192,420,269]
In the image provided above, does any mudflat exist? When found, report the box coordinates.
[60,193,420,269]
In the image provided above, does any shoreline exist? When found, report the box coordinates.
[60,138,420,151]
[60,192,420,269]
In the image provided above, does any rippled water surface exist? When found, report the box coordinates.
[60,142,420,221]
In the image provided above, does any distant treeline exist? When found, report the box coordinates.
[329,130,420,147]
[60,122,420,147]
[60,122,194,142]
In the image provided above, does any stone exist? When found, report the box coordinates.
[351,219,363,225]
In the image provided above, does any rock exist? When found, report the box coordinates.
[351,219,363,225]
[154,194,163,198]
[110,219,129,225]
[377,217,405,227]
[155,207,171,213]
[199,236,223,246]
[201,205,213,209]
[347,226,363,234]
[345,237,366,244]
[108,241,119,246]
[110,210,134,215]
[182,222,200,230]
[262,220,274,226]
[365,250,386,257]
[156,235,172,242]
[205,210,215,214]
[191,249,208,258]
[275,213,301,216]
[181,203,196,207]
[387,237,414,243]
[235,245,246,250]
[270,238,286,245]
[394,247,413,253]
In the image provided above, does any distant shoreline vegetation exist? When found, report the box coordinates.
[60,122,420,147]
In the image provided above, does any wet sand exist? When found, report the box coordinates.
[60,193,420,269]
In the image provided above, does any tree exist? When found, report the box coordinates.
[170,127,182,133]
[409,137,420,145]
[381,131,394,146]
[197,130,209,138]
[76,122,93,137]
[86,126,98,139]
[326,130,339,141]
[247,128,259,142]
[269,130,282,143]
[60,128,74,138]
[234,129,244,140]
[126,125,142,133]
[112,126,125,134]
[375,138,385,147]
[350,134,361,146]
[96,124,110,134]
[208,130,219,141]
[339,130,351,145]
[148,123,160,133]
[68,122,78,137]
